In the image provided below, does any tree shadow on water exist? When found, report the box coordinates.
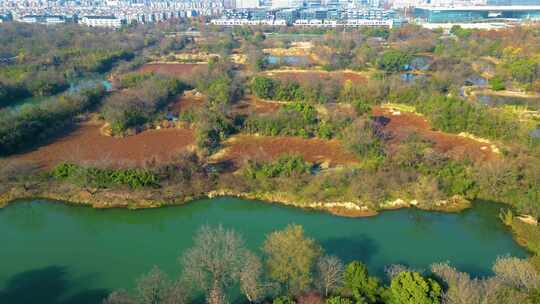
[0,266,109,304]
[322,235,379,264]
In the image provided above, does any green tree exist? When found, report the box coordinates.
[273,296,296,304]
[207,76,233,107]
[377,50,411,72]
[251,76,276,99]
[262,224,322,295]
[388,271,441,304]
[489,75,506,91]
[326,296,353,304]
[342,261,380,303]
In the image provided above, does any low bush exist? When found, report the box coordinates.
[244,154,313,179]
[52,163,159,189]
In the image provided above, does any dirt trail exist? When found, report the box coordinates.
[10,122,195,168]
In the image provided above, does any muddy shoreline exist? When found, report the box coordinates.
[0,183,470,217]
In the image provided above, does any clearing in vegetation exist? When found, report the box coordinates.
[137,63,206,79]
[372,107,498,162]
[231,95,283,115]
[11,122,195,168]
[261,70,367,84]
[211,134,359,168]
[167,90,207,116]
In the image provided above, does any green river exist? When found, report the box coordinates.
[0,197,527,303]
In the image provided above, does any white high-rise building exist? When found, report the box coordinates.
[271,0,292,7]
[235,0,260,8]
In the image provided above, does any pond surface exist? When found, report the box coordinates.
[400,72,428,83]
[68,79,112,93]
[266,55,311,66]
[404,55,432,72]
[476,93,540,111]
[4,78,112,111]
[0,198,527,303]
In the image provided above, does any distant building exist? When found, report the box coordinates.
[271,0,295,8]
[275,8,300,23]
[213,7,402,27]
[235,0,260,8]
[415,5,540,22]
[80,16,124,28]
[18,15,66,24]
[0,13,12,23]
[487,0,540,5]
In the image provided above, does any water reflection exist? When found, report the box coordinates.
[0,266,108,304]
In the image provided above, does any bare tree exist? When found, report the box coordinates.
[384,264,412,281]
[136,266,176,304]
[316,255,344,297]
[493,256,540,292]
[103,290,136,304]
[103,267,187,304]
[180,225,246,304]
[239,251,267,303]
[431,262,500,304]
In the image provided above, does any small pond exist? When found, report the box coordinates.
[476,93,540,111]
[266,55,312,66]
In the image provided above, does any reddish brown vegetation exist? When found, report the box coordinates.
[372,107,497,161]
[232,95,282,115]
[137,63,206,80]
[262,71,366,84]
[12,122,195,168]
[168,91,206,116]
[214,135,359,167]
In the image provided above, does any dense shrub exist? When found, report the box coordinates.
[244,155,313,179]
[101,75,185,134]
[489,75,506,91]
[195,110,236,153]
[52,162,159,189]
[0,86,105,155]
[377,50,412,73]
[244,102,319,138]
[413,95,524,142]
[119,72,155,88]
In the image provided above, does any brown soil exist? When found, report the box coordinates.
[137,63,206,79]
[213,134,359,167]
[10,122,195,168]
[168,90,207,116]
[372,107,497,161]
[262,70,367,84]
[231,95,282,116]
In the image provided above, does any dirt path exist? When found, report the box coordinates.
[9,122,195,168]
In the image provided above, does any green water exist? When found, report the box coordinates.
[0,198,527,303]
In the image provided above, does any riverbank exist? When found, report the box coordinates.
[0,181,470,217]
